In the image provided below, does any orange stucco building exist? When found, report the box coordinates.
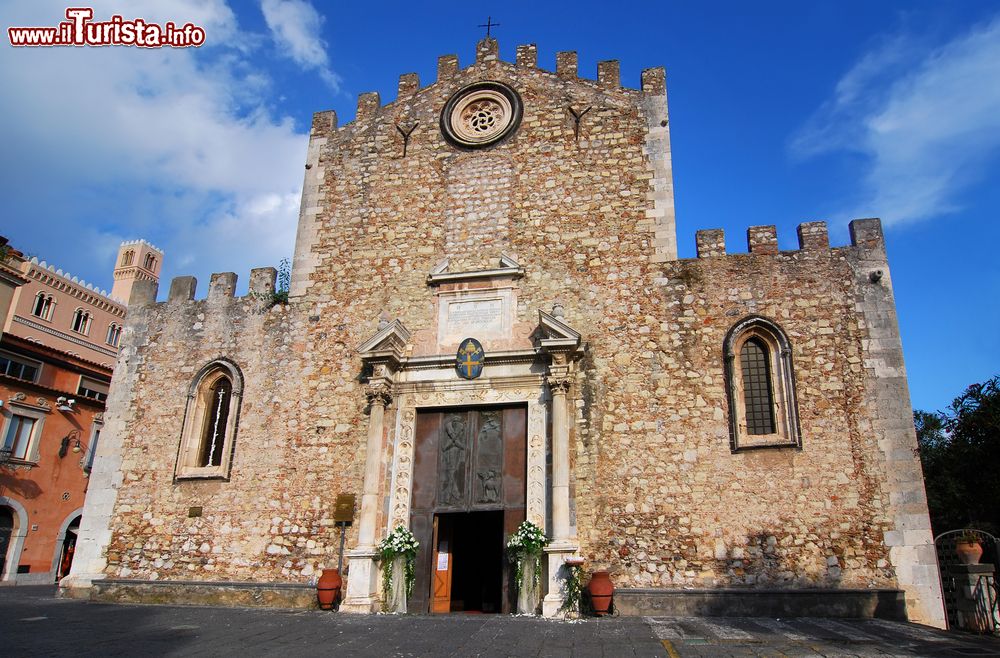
[0,236,161,583]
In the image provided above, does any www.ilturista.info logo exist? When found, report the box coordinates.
[8,7,206,48]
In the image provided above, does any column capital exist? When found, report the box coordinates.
[546,376,571,394]
[364,380,393,408]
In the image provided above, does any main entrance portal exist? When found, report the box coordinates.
[408,406,527,614]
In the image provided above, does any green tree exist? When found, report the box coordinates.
[915,376,1000,536]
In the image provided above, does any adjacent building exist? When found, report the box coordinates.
[0,237,161,583]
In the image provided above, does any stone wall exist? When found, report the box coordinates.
[68,39,943,626]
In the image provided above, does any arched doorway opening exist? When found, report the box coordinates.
[0,508,13,577]
[56,515,81,581]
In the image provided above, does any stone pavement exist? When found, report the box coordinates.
[1,587,998,657]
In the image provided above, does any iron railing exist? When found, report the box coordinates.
[935,528,999,632]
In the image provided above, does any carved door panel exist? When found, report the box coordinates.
[408,412,441,613]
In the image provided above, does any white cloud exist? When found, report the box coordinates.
[260,0,340,91]
[0,0,309,295]
[791,15,1000,226]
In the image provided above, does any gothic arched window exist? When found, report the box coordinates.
[71,309,91,335]
[175,360,243,479]
[121,250,134,267]
[105,323,122,347]
[724,316,800,451]
[143,254,156,270]
[31,293,54,321]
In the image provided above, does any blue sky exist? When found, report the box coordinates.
[1,1,998,413]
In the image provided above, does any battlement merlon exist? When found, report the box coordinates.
[314,39,668,134]
[127,267,279,309]
[693,220,887,259]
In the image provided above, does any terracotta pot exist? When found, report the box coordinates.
[956,541,983,565]
[587,570,614,616]
[317,568,342,610]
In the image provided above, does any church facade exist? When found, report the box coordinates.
[63,38,945,626]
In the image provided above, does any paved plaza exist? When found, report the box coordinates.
[1,587,998,657]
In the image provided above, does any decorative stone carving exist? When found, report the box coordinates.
[364,382,393,408]
[440,81,523,149]
[546,376,571,395]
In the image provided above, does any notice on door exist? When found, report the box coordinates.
[437,552,449,571]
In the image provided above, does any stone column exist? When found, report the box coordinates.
[542,363,579,617]
[341,380,392,614]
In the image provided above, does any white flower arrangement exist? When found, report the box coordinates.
[506,520,548,593]
[376,525,419,610]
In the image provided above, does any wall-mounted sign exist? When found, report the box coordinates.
[334,494,356,523]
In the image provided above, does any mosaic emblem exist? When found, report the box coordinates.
[456,337,485,380]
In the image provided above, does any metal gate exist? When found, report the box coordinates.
[934,529,999,632]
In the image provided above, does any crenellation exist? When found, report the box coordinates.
[476,36,498,63]
[356,92,380,122]
[597,60,621,88]
[516,43,538,68]
[311,110,337,136]
[641,67,666,95]
[797,221,830,250]
[696,229,726,257]
[556,51,578,79]
[207,272,237,300]
[747,225,779,255]
[168,276,197,303]
[437,54,459,80]
[128,279,158,307]
[249,267,277,296]
[397,73,419,97]
[849,218,885,250]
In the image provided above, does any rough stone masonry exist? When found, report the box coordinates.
[62,37,945,627]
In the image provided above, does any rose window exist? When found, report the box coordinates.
[441,82,523,149]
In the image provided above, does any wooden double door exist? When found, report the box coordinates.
[408,406,527,614]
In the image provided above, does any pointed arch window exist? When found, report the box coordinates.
[143,254,156,271]
[121,250,134,267]
[105,323,122,347]
[71,309,92,335]
[31,293,55,321]
[724,316,801,451]
[175,360,243,480]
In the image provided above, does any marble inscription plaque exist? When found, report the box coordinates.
[446,299,502,337]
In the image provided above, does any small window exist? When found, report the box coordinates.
[106,323,122,347]
[78,377,110,402]
[175,360,243,480]
[0,352,40,382]
[724,316,801,451]
[31,293,54,321]
[71,309,92,335]
[143,254,156,270]
[121,250,134,267]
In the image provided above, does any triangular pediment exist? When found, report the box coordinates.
[356,319,411,360]
[537,309,583,354]
[426,254,524,285]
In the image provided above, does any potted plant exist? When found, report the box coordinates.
[507,520,548,614]
[376,525,419,613]
[955,530,983,565]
